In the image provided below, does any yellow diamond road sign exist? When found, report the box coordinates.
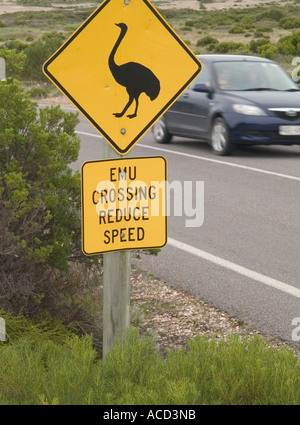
[81,156,167,255]
[43,0,202,155]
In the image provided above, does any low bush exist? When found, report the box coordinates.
[279,17,300,30]
[249,38,270,53]
[255,8,288,22]
[0,308,75,345]
[0,78,104,353]
[0,328,300,404]
[257,43,277,60]
[229,25,245,34]
[196,35,219,47]
[27,86,50,98]
[184,20,195,27]
[214,41,249,55]
[0,47,26,78]
[277,31,300,56]
[0,78,83,317]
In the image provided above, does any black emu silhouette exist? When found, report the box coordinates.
[109,23,160,119]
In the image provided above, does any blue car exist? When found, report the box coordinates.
[152,54,300,155]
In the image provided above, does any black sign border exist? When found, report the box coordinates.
[81,156,168,255]
[43,0,202,155]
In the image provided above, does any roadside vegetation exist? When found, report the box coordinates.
[0,76,106,350]
[1,325,300,404]
[1,0,300,96]
[1,0,300,405]
[162,1,300,72]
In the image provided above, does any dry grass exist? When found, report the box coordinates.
[0,0,97,15]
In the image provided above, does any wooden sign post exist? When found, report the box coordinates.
[43,0,201,359]
[102,143,131,360]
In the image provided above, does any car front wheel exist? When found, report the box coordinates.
[152,117,172,144]
[210,117,234,155]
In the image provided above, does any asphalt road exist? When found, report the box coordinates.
[66,106,300,349]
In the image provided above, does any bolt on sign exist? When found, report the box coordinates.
[81,156,167,255]
[43,0,202,155]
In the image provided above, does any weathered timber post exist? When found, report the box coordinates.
[102,142,131,360]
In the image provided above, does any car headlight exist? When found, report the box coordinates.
[232,104,267,116]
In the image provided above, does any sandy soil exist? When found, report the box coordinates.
[0,5,52,15]
[153,0,278,10]
[0,0,283,15]
[0,1,96,15]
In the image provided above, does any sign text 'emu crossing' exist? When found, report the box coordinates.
[81,157,167,254]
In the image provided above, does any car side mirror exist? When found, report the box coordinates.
[193,83,211,93]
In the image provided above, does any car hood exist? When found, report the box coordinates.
[224,90,300,109]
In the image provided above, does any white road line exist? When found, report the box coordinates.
[74,129,300,182]
[139,143,300,182]
[76,130,103,139]
[75,129,300,298]
[168,237,300,300]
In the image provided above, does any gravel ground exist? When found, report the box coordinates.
[130,263,300,357]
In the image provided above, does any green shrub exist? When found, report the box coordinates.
[279,17,300,29]
[0,78,83,317]
[0,335,98,404]
[254,30,270,39]
[2,40,27,54]
[27,86,50,99]
[241,15,255,26]
[214,42,249,55]
[277,31,300,56]
[278,36,297,56]
[0,329,300,404]
[256,25,273,33]
[257,44,277,60]
[0,308,75,345]
[0,47,26,78]
[196,35,219,47]
[229,25,245,34]
[184,20,195,27]
[256,8,287,22]
[249,38,270,53]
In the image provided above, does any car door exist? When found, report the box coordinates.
[166,61,213,138]
[182,64,213,138]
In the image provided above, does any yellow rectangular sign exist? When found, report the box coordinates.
[81,156,167,255]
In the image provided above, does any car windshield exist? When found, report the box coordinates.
[213,60,299,91]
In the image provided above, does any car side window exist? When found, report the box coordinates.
[190,64,211,90]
